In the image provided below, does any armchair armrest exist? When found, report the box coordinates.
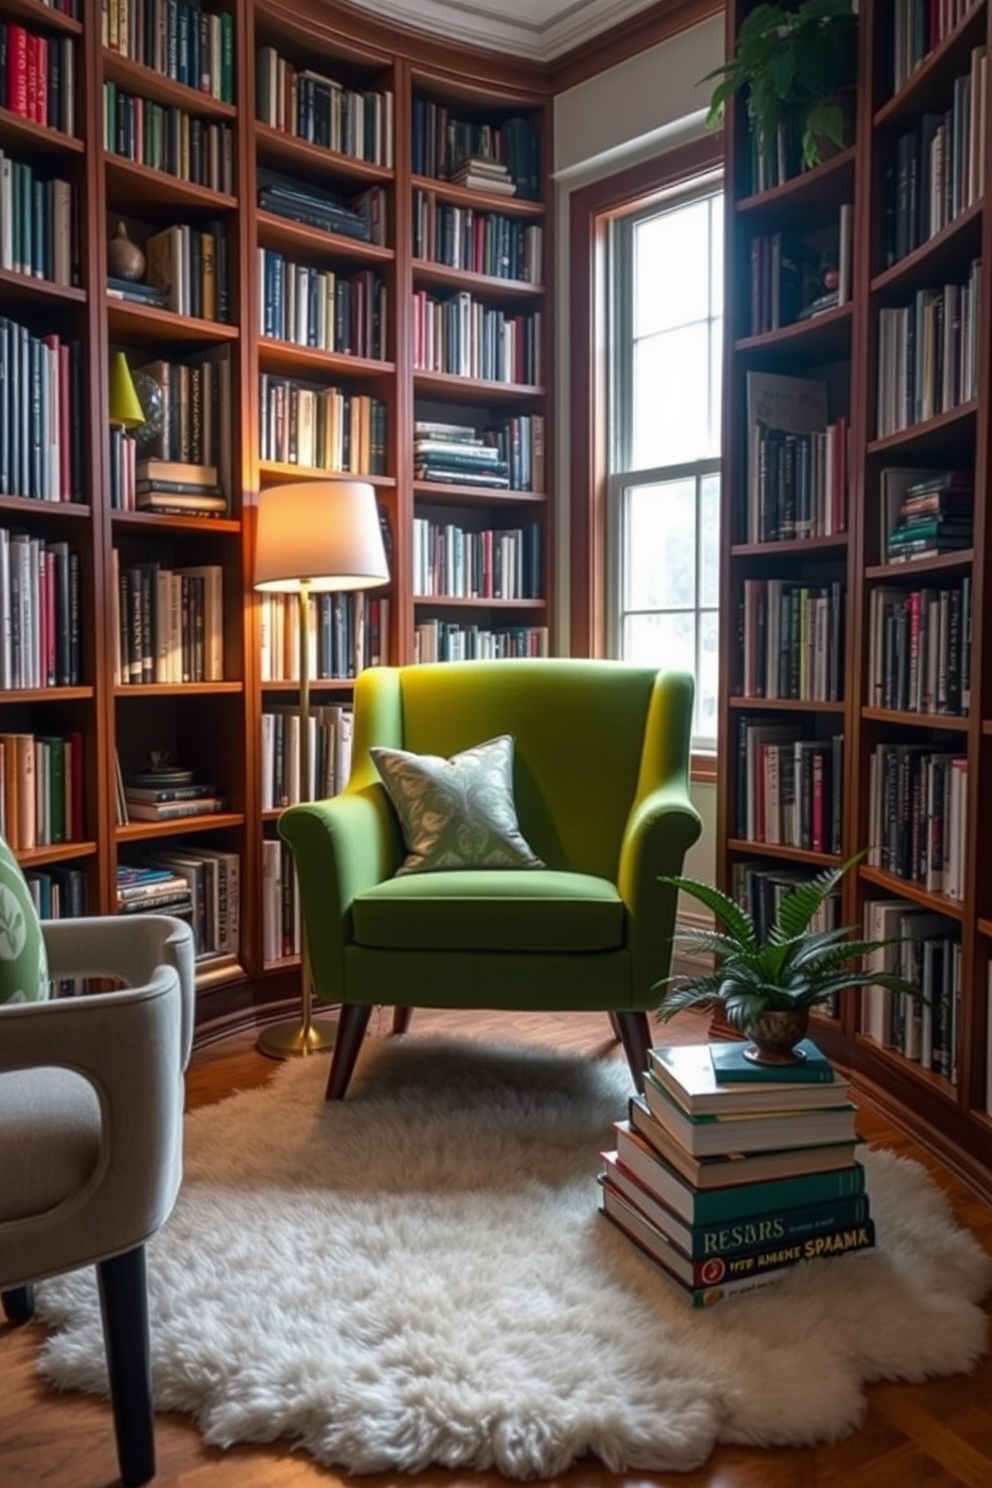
[42,914,196,1069]
[278,785,403,1002]
[0,968,186,1282]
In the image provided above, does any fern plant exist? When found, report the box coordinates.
[655,853,921,1034]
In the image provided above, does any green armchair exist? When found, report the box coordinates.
[279,659,702,1098]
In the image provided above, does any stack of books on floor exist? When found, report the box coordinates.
[414,420,509,487]
[448,156,517,196]
[600,1039,874,1307]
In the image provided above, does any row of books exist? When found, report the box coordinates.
[136,351,232,482]
[0,154,74,287]
[111,555,224,685]
[746,417,849,543]
[258,377,387,475]
[867,579,971,717]
[747,208,852,335]
[412,621,549,664]
[103,0,236,103]
[140,221,230,322]
[412,519,542,601]
[412,290,542,385]
[257,169,386,247]
[258,253,387,360]
[0,319,82,503]
[256,47,393,167]
[0,22,75,136]
[103,85,235,194]
[0,730,83,852]
[863,901,961,1078]
[260,704,354,811]
[867,744,967,898]
[0,530,80,691]
[883,45,987,266]
[411,100,541,201]
[734,723,843,856]
[600,1041,871,1307]
[262,837,299,964]
[412,192,543,284]
[259,590,389,682]
[878,467,973,563]
[28,862,88,996]
[117,850,240,963]
[875,261,982,438]
[731,863,840,974]
[738,579,844,703]
[887,1,981,99]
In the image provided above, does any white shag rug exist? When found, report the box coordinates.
[35,1037,992,1479]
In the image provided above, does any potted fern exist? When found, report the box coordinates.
[701,0,858,180]
[654,854,921,1066]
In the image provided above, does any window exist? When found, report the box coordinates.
[607,182,723,750]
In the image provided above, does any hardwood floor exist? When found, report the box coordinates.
[3,1006,992,1488]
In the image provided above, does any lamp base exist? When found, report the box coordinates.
[256,1016,337,1060]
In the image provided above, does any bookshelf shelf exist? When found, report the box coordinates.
[0,105,83,155]
[0,688,94,703]
[114,683,244,697]
[0,495,89,520]
[0,267,86,304]
[870,200,983,293]
[867,399,979,457]
[102,51,239,119]
[105,301,240,344]
[735,148,856,222]
[117,814,245,843]
[413,371,545,403]
[257,339,394,380]
[4,0,82,33]
[19,841,98,868]
[413,480,545,506]
[864,550,974,579]
[852,1032,959,1102]
[257,460,395,487]
[733,302,852,364]
[410,174,546,218]
[860,708,970,732]
[731,535,848,558]
[725,839,841,867]
[103,155,238,213]
[412,260,544,299]
[110,513,242,536]
[254,209,394,266]
[728,697,845,714]
[413,595,547,610]
[261,680,353,693]
[254,122,392,183]
[859,865,965,920]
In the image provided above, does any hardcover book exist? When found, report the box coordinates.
[708,1038,835,1085]
[648,1043,848,1114]
[642,1069,858,1158]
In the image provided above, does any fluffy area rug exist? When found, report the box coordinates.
[35,1037,992,1478]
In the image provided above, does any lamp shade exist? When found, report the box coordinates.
[108,351,146,428]
[254,480,389,593]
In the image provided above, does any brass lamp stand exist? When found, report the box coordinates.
[253,480,389,1059]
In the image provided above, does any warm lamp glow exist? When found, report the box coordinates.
[108,351,145,429]
[254,480,389,593]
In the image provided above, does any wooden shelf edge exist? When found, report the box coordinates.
[117,813,245,841]
[102,50,238,119]
[858,864,964,919]
[725,838,842,866]
[17,840,97,866]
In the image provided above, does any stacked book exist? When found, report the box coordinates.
[257,168,379,244]
[884,470,974,563]
[414,420,509,487]
[120,775,225,825]
[135,459,226,517]
[448,155,517,196]
[117,863,194,918]
[600,1040,873,1307]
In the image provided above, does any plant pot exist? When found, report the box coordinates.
[743,1007,810,1066]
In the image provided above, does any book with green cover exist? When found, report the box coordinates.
[709,1037,835,1085]
[648,1042,847,1116]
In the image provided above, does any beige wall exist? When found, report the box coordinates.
[552,15,725,895]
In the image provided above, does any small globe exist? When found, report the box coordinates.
[131,370,164,452]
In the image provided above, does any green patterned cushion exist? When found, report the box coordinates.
[370,734,545,875]
[0,833,48,1002]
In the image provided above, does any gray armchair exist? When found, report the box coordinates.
[0,914,195,1487]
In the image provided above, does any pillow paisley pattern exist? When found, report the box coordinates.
[0,833,49,1002]
[370,734,544,875]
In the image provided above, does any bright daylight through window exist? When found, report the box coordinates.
[608,183,723,751]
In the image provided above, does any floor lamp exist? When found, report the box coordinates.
[253,479,389,1058]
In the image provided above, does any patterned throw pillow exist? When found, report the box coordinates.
[370,734,545,875]
[0,833,48,1002]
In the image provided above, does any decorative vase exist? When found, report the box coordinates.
[108,222,145,282]
[743,1007,810,1066]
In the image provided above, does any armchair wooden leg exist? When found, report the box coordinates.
[2,1285,35,1324]
[614,1011,652,1093]
[392,1006,413,1035]
[607,1012,621,1043]
[325,1004,372,1100]
[97,1245,155,1488]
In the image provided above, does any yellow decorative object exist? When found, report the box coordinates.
[108,351,145,428]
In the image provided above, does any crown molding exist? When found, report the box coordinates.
[337,0,664,62]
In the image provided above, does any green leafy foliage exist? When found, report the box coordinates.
[655,851,924,1031]
[700,0,857,171]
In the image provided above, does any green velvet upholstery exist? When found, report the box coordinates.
[279,659,702,1098]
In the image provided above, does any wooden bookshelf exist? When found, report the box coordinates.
[717,0,992,1198]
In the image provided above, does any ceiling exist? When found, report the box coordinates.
[343,0,665,63]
